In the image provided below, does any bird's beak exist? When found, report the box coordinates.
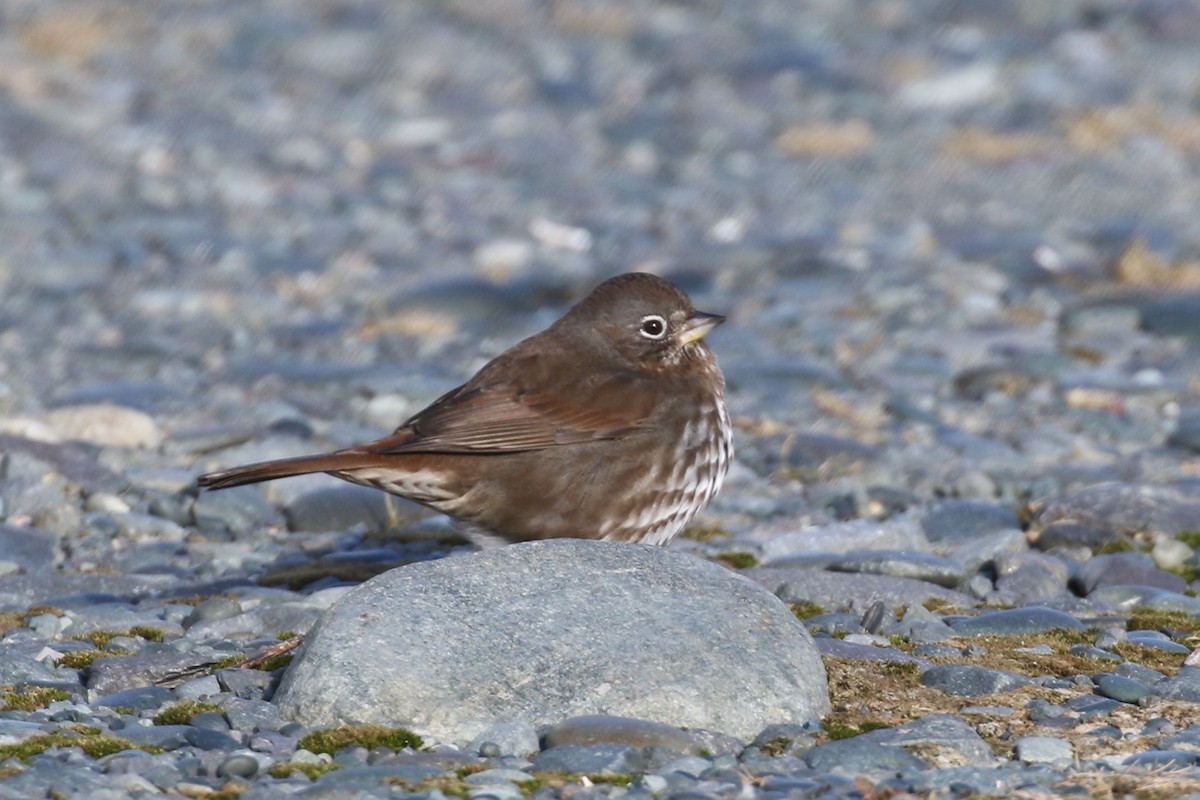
[678,310,725,345]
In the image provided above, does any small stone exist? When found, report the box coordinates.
[921,665,1031,697]
[1151,537,1193,570]
[1126,633,1191,655]
[532,744,643,775]
[1094,673,1152,704]
[1072,552,1187,595]
[217,753,260,778]
[1154,667,1200,702]
[949,607,1084,636]
[543,714,701,753]
[825,550,967,588]
[39,404,164,448]
[91,685,175,711]
[183,598,243,629]
[0,524,58,572]
[921,501,1021,543]
[185,727,242,751]
[1015,736,1073,764]
[467,718,539,757]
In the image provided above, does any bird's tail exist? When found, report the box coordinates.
[196,452,382,490]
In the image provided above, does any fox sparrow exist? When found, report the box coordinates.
[198,272,732,546]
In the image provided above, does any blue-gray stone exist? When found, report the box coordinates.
[1154,667,1200,702]
[91,685,175,711]
[0,524,57,571]
[217,753,260,778]
[806,739,926,773]
[1069,645,1121,662]
[921,665,1031,697]
[117,724,193,750]
[804,612,864,636]
[531,744,644,775]
[1093,673,1151,704]
[1065,695,1119,718]
[1125,634,1190,655]
[825,550,967,588]
[921,501,1021,543]
[185,726,241,751]
[1073,552,1187,595]
[809,714,994,773]
[468,718,539,758]
[274,540,831,742]
[949,607,1084,636]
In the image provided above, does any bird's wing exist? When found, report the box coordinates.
[361,375,656,455]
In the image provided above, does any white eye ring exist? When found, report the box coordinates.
[639,314,668,340]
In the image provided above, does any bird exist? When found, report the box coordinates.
[197,272,732,547]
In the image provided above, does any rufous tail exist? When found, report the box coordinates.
[196,452,380,490]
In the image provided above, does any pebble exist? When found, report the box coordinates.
[920,501,1022,543]
[1015,736,1073,764]
[1094,673,1152,704]
[921,665,1032,696]
[948,607,1085,636]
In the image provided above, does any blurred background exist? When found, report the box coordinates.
[1,0,1199,537]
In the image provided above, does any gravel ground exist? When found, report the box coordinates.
[4,1,1200,798]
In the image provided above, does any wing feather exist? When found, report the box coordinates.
[362,374,655,455]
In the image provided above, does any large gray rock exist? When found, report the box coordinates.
[273,540,830,743]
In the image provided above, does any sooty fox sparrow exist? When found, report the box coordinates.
[198,272,732,546]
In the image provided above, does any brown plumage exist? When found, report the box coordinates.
[197,272,732,546]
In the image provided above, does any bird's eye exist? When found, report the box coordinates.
[639,315,667,340]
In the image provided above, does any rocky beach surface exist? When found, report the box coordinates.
[4,1,1200,797]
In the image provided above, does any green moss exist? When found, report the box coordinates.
[268,762,340,780]
[78,735,145,758]
[0,612,23,637]
[1112,641,1186,672]
[298,725,423,755]
[75,627,166,648]
[212,655,244,670]
[823,721,862,740]
[756,737,795,757]
[274,631,298,641]
[1040,627,1095,646]
[0,732,159,762]
[248,654,293,672]
[679,525,730,542]
[1176,531,1200,549]
[75,631,121,649]
[715,552,758,569]
[824,719,889,741]
[60,648,131,670]
[0,687,71,712]
[1127,609,1200,637]
[154,701,223,726]
[57,649,126,670]
[789,601,828,620]
[128,626,167,642]
[881,661,920,678]
[1165,563,1199,584]
[1094,538,1135,555]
